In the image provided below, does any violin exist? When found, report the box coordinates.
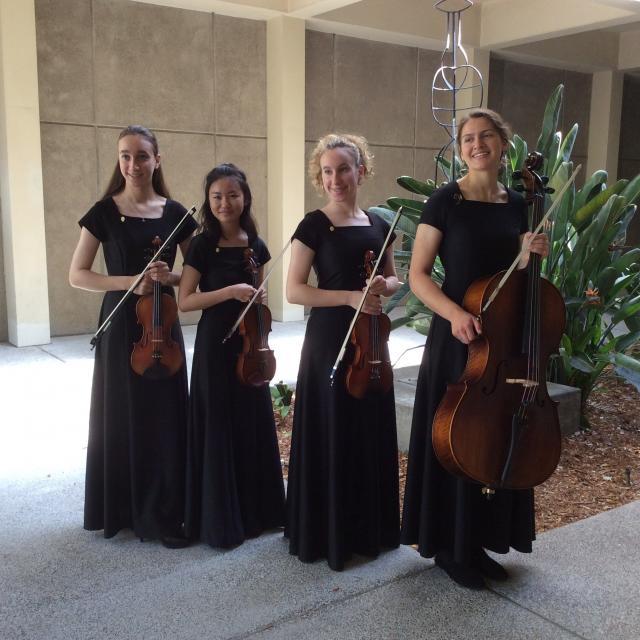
[432,152,565,490]
[130,236,183,379]
[345,250,393,399]
[236,248,276,387]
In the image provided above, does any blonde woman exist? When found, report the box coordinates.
[285,133,401,571]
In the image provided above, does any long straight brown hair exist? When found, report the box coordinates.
[101,125,171,200]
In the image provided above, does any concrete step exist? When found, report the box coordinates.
[394,365,581,453]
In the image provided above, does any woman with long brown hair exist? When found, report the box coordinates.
[69,125,197,547]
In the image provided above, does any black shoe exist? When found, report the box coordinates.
[435,551,485,590]
[472,548,508,581]
[160,535,190,549]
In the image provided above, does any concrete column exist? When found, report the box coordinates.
[0,0,50,345]
[457,46,490,112]
[586,70,623,182]
[266,15,305,322]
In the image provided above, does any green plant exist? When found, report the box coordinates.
[371,84,640,408]
[270,380,293,420]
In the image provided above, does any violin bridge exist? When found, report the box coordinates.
[505,378,537,387]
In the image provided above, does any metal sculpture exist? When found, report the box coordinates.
[432,0,484,180]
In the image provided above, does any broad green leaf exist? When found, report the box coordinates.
[385,197,424,214]
[573,170,607,212]
[611,296,640,325]
[397,176,437,197]
[573,180,628,228]
[569,353,596,373]
[611,248,640,274]
[613,331,640,353]
[620,173,640,205]
[536,84,563,158]
[554,123,579,174]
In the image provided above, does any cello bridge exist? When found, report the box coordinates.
[505,378,538,388]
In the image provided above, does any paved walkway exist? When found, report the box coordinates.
[0,325,637,639]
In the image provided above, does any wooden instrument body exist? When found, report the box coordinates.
[432,268,565,489]
[235,247,276,388]
[236,302,276,387]
[345,311,393,399]
[131,288,183,379]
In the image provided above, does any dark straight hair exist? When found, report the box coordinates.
[200,163,258,245]
[101,125,171,200]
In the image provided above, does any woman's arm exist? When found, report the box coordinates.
[409,223,481,344]
[285,239,381,314]
[177,264,256,313]
[69,227,151,294]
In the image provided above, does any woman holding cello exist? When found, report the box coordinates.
[285,133,401,571]
[401,109,551,588]
[178,163,285,548]
[69,125,197,547]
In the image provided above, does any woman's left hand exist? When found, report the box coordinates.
[147,261,173,285]
[522,232,549,258]
[366,275,389,297]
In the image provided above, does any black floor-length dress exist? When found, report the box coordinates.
[184,233,285,548]
[81,198,197,540]
[400,181,536,564]
[285,210,400,571]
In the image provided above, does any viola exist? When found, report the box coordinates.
[130,236,183,379]
[432,152,565,490]
[236,248,276,387]
[345,250,393,399]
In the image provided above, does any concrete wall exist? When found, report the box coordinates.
[304,31,450,213]
[34,0,267,335]
[7,1,617,338]
[0,204,6,342]
[488,55,592,185]
[619,74,640,247]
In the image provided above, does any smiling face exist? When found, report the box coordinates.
[320,147,364,205]
[117,134,159,189]
[208,176,245,227]
[458,117,508,173]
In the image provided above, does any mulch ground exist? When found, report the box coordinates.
[275,368,640,533]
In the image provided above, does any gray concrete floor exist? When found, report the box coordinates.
[0,322,638,639]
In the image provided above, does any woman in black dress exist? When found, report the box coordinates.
[285,133,401,571]
[400,109,550,588]
[69,125,197,547]
[178,163,285,548]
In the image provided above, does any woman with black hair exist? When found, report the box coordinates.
[69,125,197,547]
[179,163,285,549]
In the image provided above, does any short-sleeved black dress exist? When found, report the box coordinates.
[80,197,197,540]
[183,232,285,548]
[285,210,400,572]
[400,181,535,563]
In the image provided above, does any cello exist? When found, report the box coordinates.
[432,152,565,490]
[345,249,393,399]
[130,235,184,379]
[235,247,276,387]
